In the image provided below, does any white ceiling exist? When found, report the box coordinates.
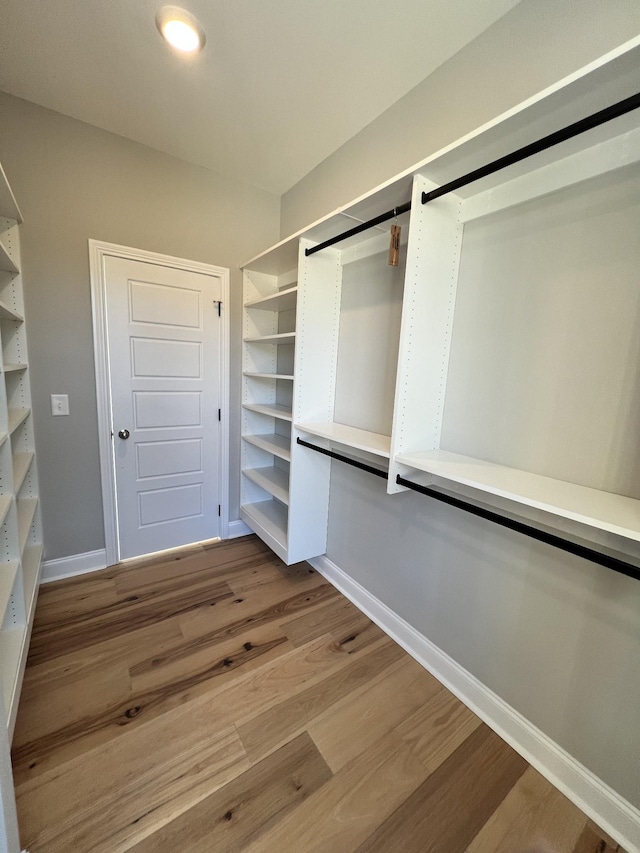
[0,0,521,195]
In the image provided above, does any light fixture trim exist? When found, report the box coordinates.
[156,6,206,53]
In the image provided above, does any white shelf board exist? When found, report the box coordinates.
[17,497,38,555]
[0,625,27,727]
[0,239,18,275]
[243,465,289,505]
[0,496,12,529]
[296,422,391,458]
[396,449,640,542]
[13,451,34,493]
[243,402,292,422]
[3,364,27,373]
[0,164,22,222]
[244,332,296,345]
[244,372,294,381]
[240,499,288,563]
[242,433,291,462]
[8,408,30,435]
[0,301,23,323]
[0,562,19,627]
[245,287,298,312]
[22,543,43,618]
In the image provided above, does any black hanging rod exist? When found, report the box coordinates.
[297,437,388,480]
[422,91,640,206]
[304,201,412,257]
[396,475,640,583]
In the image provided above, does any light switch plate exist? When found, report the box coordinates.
[51,394,69,416]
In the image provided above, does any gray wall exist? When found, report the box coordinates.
[281,0,640,235]
[280,0,640,810]
[0,92,280,560]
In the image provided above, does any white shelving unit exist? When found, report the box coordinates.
[0,165,43,739]
[242,41,640,566]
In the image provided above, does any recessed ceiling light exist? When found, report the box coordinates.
[156,6,206,53]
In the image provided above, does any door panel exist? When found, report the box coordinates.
[105,256,221,560]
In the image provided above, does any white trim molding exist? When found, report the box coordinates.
[42,549,108,583]
[227,519,252,539]
[310,553,640,853]
[88,239,231,564]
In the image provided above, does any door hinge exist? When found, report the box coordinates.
[214,300,222,317]
[218,504,221,517]
[218,408,221,422]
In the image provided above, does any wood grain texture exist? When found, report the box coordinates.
[13,535,620,852]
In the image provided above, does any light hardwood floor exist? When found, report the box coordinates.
[13,535,624,852]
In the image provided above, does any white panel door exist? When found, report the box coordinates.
[104,256,221,560]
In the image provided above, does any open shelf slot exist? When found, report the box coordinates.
[0,302,23,323]
[8,408,30,436]
[296,422,391,458]
[243,372,294,380]
[244,332,296,345]
[3,363,27,374]
[240,499,288,563]
[242,465,290,505]
[22,543,43,615]
[0,497,12,530]
[0,562,19,628]
[0,625,27,725]
[0,165,22,222]
[0,240,18,275]
[13,451,33,493]
[243,402,292,422]
[17,498,38,556]
[243,433,291,462]
[245,286,298,312]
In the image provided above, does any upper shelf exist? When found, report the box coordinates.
[0,164,22,223]
[0,239,18,275]
[245,287,298,312]
[396,449,640,542]
[0,302,24,323]
[296,422,391,458]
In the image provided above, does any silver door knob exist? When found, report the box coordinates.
[118,429,130,439]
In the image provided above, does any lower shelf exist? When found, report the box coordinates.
[296,421,391,458]
[240,499,288,563]
[0,624,26,729]
[0,562,19,627]
[17,497,38,555]
[23,543,43,615]
[242,433,291,462]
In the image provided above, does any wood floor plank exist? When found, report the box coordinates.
[129,620,292,693]
[281,594,372,648]
[17,704,249,852]
[355,723,528,853]
[308,654,443,772]
[178,578,337,643]
[128,731,333,853]
[27,578,235,665]
[395,680,483,773]
[32,576,119,628]
[237,636,403,764]
[241,730,429,853]
[13,632,351,786]
[466,766,588,852]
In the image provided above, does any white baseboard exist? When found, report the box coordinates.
[226,519,252,539]
[310,554,640,853]
[41,549,108,583]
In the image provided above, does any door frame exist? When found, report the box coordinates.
[89,239,231,567]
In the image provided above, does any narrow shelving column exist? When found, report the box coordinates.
[0,165,43,738]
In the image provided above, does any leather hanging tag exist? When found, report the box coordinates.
[389,224,401,266]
